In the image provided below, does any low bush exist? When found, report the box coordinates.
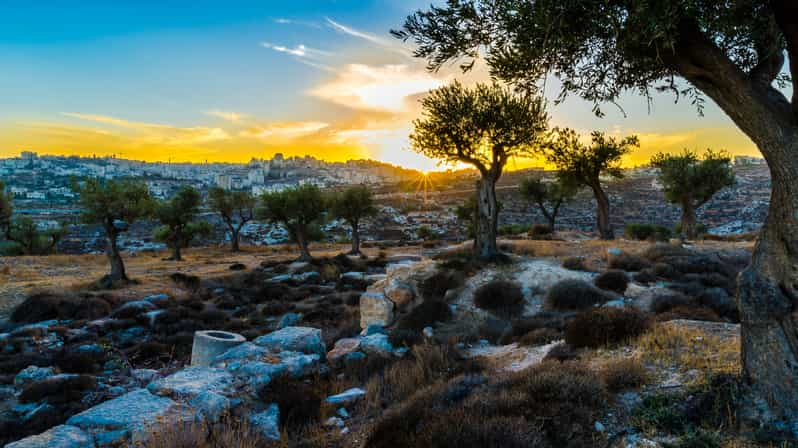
[561,257,589,271]
[54,349,106,374]
[498,223,532,236]
[517,328,562,346]
[473,280,524,315]
[11,292,113,323]
[633,269,658,284]
[599,358,649,392]
[544,280,614,311]
[642,244,694,262]
[257,377,322,429]
[529,224,553,238]
[656,305,723,323]
[593,269,629,293]
[419,269,465,301]
[608,253,651,272]
[651,292,693,313]
[624,223,672,241]
[390,300,452,347]
[565,307,652,348]
[19,375,96,404]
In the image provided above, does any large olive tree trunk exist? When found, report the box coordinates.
[350,221,361,255]
[475,176,499,259]
[230,225,241,252]
[737,136,798,429]
[295,228,313,262]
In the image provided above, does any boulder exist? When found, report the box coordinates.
[360,334,393,356]
[277,312,301,329]
[147,367,235,399]
[212,342,268,370]
[234,352,320,388]
[253,327,325,357]
[359,292,394,329]
[327,338,362,366]
[249,404,280,441]
[66,389,187,442]
[189,391,232,423]
[14,366,55,388]
[5,425,94,448]
[384,280,415,310]
[325,388,365,405]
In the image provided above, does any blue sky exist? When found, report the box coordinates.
[0,1,764,169]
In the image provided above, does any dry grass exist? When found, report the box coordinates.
[0,243,426,320]
[635,321,740,377]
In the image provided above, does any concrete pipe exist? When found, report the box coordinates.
[191,330,246,367]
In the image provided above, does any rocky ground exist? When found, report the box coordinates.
[0,237,778,447]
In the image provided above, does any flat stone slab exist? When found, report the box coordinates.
[253,326,325,356]
[212,342,269,369]
[147,367,235,399]
[67,389,180,433]
[5,425,94,448]
[325,388,366,404]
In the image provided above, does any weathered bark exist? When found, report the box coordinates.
[350,221,361,255]
[475,176,499,259]
[680,200,697,240]
[590,183,613,240]
[170,244,182,262]
[105,229,128,283]
[737,135,798,432]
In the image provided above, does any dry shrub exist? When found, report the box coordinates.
[419,269,465,301]
[651,292,693,313]
[599,358,650,392]
[518,328,562,346]
[656,305,723,323]
[257,377,322,430]
[543,342,579,362]
[608,253,651,272]
[390,300,452,347]
[544,280,614,311]
[562,257,589,271]
[593,269,630,293]
[142,418,271,448]
[565,307,652,348]
[473,280,524,315]
[11,291,113,323]
[366,343,457,410]
[19,374,97,404]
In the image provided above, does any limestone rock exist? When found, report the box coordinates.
[67,389,184,438]
[359,292,394,329]
[325,388,366,404]
[249,404,280,441]
[253,327,326,357]
[327,338,362,366]
[189,391,232,423]
[360,333,393,356]
[5,425,94,448]
[147,367,234,399]
[14,366,55,388]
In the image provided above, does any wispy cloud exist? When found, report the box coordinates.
[240,121,330,139]
[261,42,331,58]
[325,18,411,57]
[61,112,230,145]
[205,110,246,122]
[309,64,445,113]
[273,18,321,28]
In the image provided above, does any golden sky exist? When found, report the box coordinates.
[0,3,763,172]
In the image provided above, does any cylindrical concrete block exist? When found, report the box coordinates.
[191,330,246,367]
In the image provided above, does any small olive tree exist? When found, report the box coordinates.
[519,176,577,231]
[411,81,548,259]
[5,217,67,255]
[651,149,735,239]
[154,186,211,261]
[257,184,326,262]
[73,178,155,284]
[208,187,256,252]
[0,181,11,237]
[331,185,377,255]
[545,129,638,240]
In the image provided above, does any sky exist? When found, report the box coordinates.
[0,0,770,171]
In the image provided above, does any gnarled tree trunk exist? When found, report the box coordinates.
[737,135,798,431]
[295,228,312,262]
[350,221,361,255]
[591,183,613,240]
[106,229,128,283]
[230,225,241,252]
[475,176,499,259]
[680,200,698,240]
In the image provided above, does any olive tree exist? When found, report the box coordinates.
[5,217,67,255]
[331,185,377,255]
[0,181,11,237]
[519,176,577,231]
[651,149,736,239]
[257,184,326,262]
[73,178,155,284]
[154,186,211,261]
[411,81,548,259]
[208,187,256,252]
[396,0,798,428]
[545,129,638,239]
